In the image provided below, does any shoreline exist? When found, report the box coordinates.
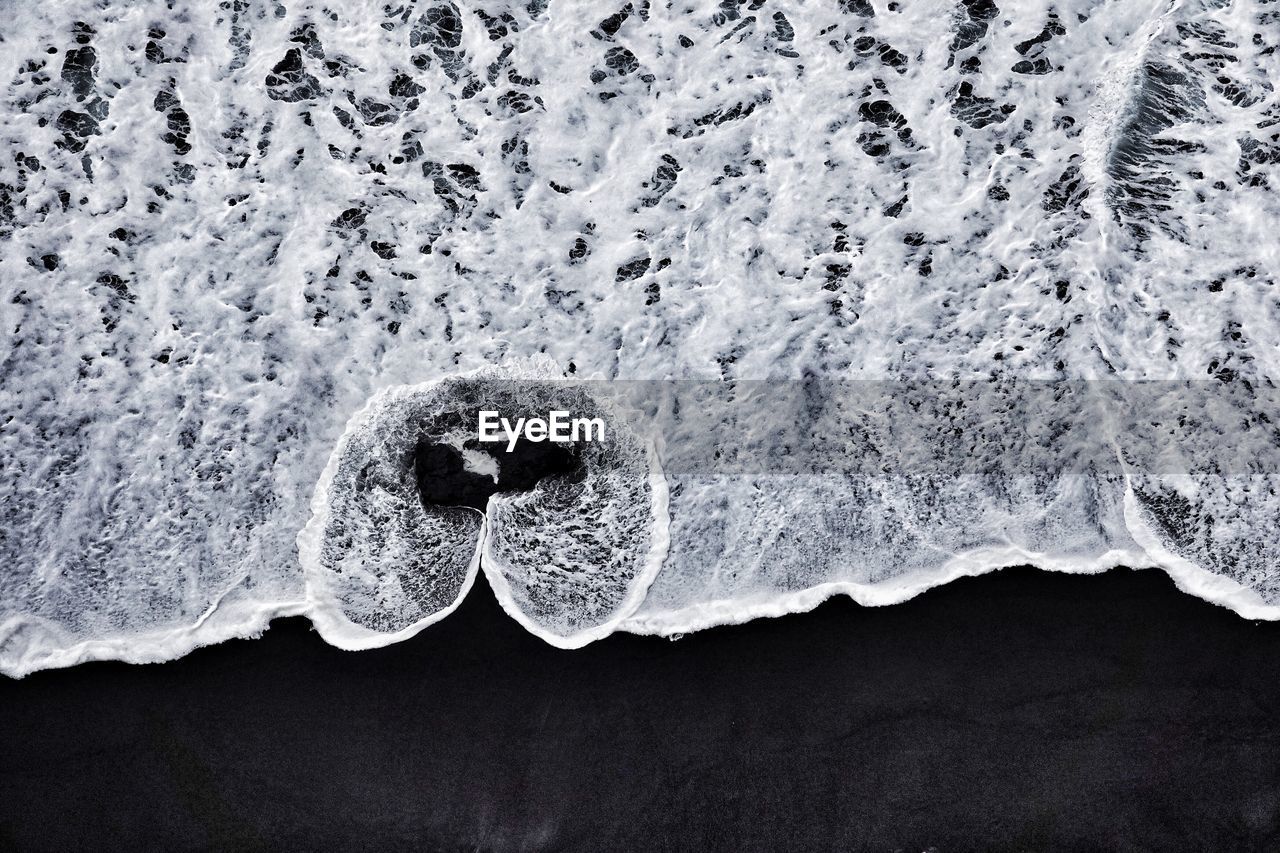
[3,566,1279,850]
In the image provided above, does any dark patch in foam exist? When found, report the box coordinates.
[415,437,583,512]
[265,48,323,102]
[950,81,1015,128]
[1105,61,1202,244]
[1012,11,1064,74]
[950,0,999,54]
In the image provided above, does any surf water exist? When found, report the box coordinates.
[2,0,1277,676]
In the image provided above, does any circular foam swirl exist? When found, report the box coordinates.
[299,367,668,649]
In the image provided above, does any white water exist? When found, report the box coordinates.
[2,0,1278,676]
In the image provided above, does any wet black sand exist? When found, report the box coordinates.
[2,567,1279,852]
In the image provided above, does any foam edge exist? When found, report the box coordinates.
[295,378,486,651]
[482,435,672,649]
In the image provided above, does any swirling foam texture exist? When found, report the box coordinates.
[298,378,488,646]
[1,0,1277,674]
[301,365,666,649]
[480,381,667,646]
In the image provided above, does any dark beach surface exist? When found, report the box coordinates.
[2,566,1279,852]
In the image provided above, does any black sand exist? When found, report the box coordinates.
[2,567,1279,852]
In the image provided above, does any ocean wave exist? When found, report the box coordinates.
[2,0,1278,675]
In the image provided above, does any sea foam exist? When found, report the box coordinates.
[2,0,1278,675]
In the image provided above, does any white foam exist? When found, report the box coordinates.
[298,363,671,648]
[621,547,1155,639]
[3,0,1278,674]
[0,586,309,679]
[296,375,488,650]
[483,434,670,648]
